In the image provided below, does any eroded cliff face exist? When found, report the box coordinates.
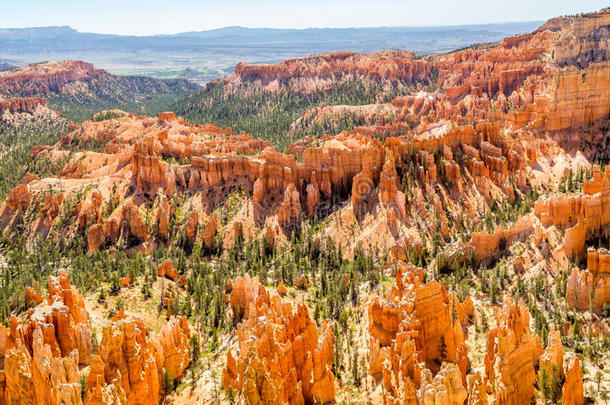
[223,50,434,94]
[534,165,610,310]
[0,97,47,114]
[293,10,610,138]
[0,61,104,96]
[223,275,336,404]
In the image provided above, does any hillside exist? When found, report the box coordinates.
[0,60,199,121]
[0,22,542,83]
[176,10,610,153]
[0,8,608,405]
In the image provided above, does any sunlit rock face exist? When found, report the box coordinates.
[223,275,336,404]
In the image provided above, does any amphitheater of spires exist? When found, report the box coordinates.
[0,7,608,405]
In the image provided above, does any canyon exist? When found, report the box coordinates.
[0,7,608,405]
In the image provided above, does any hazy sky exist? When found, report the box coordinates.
[2,0,607,35]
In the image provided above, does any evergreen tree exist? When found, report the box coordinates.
[438,335,448,362]
[190,334,201,365]
[161,369,174,396]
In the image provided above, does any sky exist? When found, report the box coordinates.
[1,0,607,35]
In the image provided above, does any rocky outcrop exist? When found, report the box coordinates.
[566,247,610,310]
[84,312,159,405]
[223,275,336,404]
[155,317,191,379]
[562,356,584,405]
[4,328,82,405]
[157,259,179,281]
[533,166,610,310]
[201,215,218,248]
[84,312,190,405]
[469,215,534,262]
[0,61,198,105]
[378,154,406,221]
[230,50,434,93]
[540,330,564,381]
[25,287,43,306]
[368,262,470,403]
[417,363,467,405]
[467,372,488,405]
[0,61,104,96]
[0,270,190,405]
[484,298,542,405]
[0,97,47,114]
[535,166,610,259]
[0,271,90,405]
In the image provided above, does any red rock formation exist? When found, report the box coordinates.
[119,274,131,288]
[305,183,320,217]
[155,317,191,380]
[566,247,610,310]
[24,287,43,306]
[201,215,218,248]
[533,166,610,310]
[484,298,542,405]
[4,328,82,405]
[562,356,584,405]
[84,312,190,405]
[417,363,467,405]
[84,354,127,405]
[378,154,406,221]
[368,262,470,403]
[0,97,47,114]
[229,50,433,93]
[467,372,488,405]
[535,166,610,259]
[0,271,90,405]
[540,330,564,381]
[87,224,105,252]
[0,61,105,96]
[223,275,336,404]
[277,183,301,225]
[4,184,31,212]
[277,281,287,295]
[469,215,534,262]
[157,259,179,281]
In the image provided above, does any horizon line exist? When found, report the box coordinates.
[0,19,547,38]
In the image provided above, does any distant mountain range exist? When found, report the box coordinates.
[0,22,543,83]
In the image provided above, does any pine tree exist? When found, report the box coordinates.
[352,351,360,387]
[109,272,120,295]
[540,366,550,402]
[161,369,174,396]
[190,334,201,365]
[490,274,498,305]
[438,335,447,362]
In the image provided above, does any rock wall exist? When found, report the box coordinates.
[566,247,610,310]
[535,166,610,258]
[0,97,47,114]
[562,356,584,405]
[229,50,434,93]
[0,61,104,96]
